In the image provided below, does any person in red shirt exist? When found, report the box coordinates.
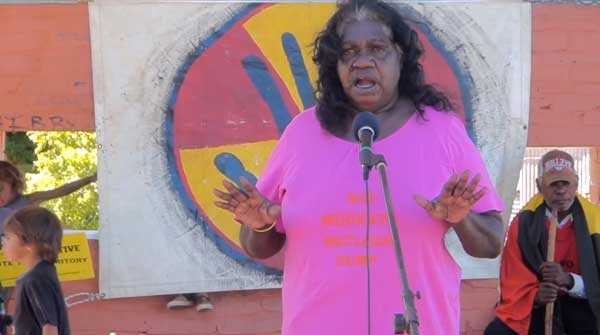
[485,150,600,334]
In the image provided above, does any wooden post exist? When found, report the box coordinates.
[590,147,600,206]
[0,131,6,161]
[545,210,558,335]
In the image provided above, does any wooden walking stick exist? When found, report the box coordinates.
[545,209,559,335]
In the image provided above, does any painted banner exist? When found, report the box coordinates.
[92,1,531,298]
[0,232,94,287]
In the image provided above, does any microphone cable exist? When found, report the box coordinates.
[364,179,372,335]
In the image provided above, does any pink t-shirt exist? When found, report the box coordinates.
[256,107,504,335]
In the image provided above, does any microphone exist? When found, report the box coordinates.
[351,112,380,180]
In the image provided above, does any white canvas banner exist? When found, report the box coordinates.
[91,1,531,298]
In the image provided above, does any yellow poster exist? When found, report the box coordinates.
[0,232,95,287]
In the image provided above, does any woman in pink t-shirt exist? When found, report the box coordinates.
[214,1,505,334]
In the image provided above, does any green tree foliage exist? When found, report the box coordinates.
[5,132,36,173]
[26,132,98,230]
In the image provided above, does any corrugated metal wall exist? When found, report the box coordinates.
[511,147,590,218]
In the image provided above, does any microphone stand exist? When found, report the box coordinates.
[366,154,420,335]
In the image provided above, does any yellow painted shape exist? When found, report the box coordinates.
[579,194,600,235]
[243,3,335,111]
[179,140,278,248]
[0,233,95,287]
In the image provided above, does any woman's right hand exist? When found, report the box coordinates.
[213,177,281,231]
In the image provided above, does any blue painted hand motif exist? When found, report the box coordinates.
[214,32,314,186]
[214,152,258,188]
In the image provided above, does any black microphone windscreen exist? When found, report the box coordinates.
[351,112,380,142]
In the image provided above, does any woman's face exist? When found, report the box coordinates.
[0,181,16,207]
[337,19,402,113]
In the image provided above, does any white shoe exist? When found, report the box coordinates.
[166,294,194,310]
[195,293,213,312]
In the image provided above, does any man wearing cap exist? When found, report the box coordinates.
[485,149,600,334]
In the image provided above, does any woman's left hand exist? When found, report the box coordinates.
[414,171,487,225]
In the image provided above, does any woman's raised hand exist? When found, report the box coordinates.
[213,177,281,231]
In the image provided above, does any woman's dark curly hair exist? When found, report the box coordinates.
[313,0,453,136]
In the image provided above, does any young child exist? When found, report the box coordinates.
[0,159,95,327]
[1,206,70,335]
